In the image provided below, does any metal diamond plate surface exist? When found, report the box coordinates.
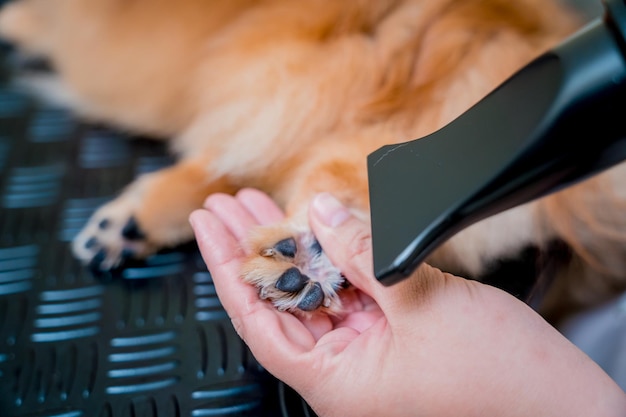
[0,60,313,417]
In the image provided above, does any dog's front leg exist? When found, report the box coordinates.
[72,155,237,272]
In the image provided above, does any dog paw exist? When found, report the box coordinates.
[242,226,345,314]
[71,197,157,273]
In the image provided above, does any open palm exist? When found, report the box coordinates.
[190,189,626,417]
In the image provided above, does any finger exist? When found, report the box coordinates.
[199,195,338,354]
[203,193,259,242]
[204,192,330,333]
[189,209,317,377]
[235,188,285,225]
[337,288,380,316]
[189,208,265,315]
[308,193,445,316]
[308,193,383,299]
[299,313,333,341]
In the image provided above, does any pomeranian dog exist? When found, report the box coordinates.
[1,0,624,322]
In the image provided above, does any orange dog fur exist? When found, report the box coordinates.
[1,0,624,321]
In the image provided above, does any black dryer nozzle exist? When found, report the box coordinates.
[367,0,626,285]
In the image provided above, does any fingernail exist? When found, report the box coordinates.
[188,210,203,229]
[312,193,351,227]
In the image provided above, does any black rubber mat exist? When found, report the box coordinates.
[0,63,314,416]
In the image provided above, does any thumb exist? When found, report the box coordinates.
[309,193,394,305]
[308,193,450,315]
[308,193,385,300]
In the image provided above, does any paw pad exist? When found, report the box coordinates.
[244,231,344,314]
[121,216,145,240]
[297,283,324,311]
[275,267,309,292]
[274,237,297,257]
[84,237,98,249]
[98,219,110,230]
[310,238,322,255]
[88,249,107,273]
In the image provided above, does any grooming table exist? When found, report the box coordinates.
[0,65,315,417]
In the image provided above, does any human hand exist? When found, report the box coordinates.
[189,189,626,417]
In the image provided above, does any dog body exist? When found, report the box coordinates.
[1,0,625,319]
